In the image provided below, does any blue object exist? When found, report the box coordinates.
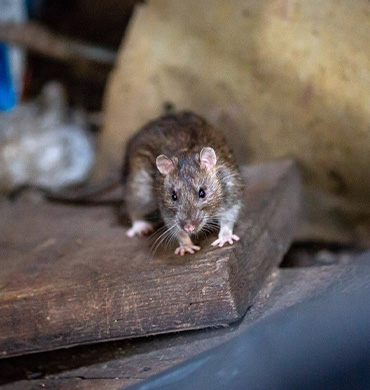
[0,42,16,111]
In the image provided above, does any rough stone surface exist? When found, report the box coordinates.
[98,0,370,244]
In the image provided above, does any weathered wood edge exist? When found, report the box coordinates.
[3,262,369,390]
[229,160,303,317]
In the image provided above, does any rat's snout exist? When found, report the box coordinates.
[181,220,197,233]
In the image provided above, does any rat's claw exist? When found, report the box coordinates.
[174,244,201,256]
[211,234,240,248]
[127,221,154,237]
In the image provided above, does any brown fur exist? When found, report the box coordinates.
[123,111,243,244]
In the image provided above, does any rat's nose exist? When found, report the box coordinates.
[183,220,196,233]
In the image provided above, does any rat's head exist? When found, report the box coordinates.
[156,147,223,235]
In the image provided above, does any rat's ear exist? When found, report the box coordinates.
[156,155,175,175]
[200,147,217,171]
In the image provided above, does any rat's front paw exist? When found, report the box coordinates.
[127,221,154,237]
[174,244,201,256]
[211,234,240,248]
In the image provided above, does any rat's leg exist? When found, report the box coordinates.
[174,232,201,256]
[126,167,157,237]
[211,204,241,247]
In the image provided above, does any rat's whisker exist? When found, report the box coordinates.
[164,227,180,251]
[150,223,178,255]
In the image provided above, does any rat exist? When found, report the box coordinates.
[122,111,243,256]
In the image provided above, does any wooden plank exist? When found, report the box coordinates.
[0,378,131,390]
[0,159,302,358]
[3,261,366,390]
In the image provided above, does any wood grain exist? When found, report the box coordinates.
[0,160,302,358]
[3,261,368,390]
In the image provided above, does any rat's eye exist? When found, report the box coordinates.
[172,191,177,201]
[199,188,206,198]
